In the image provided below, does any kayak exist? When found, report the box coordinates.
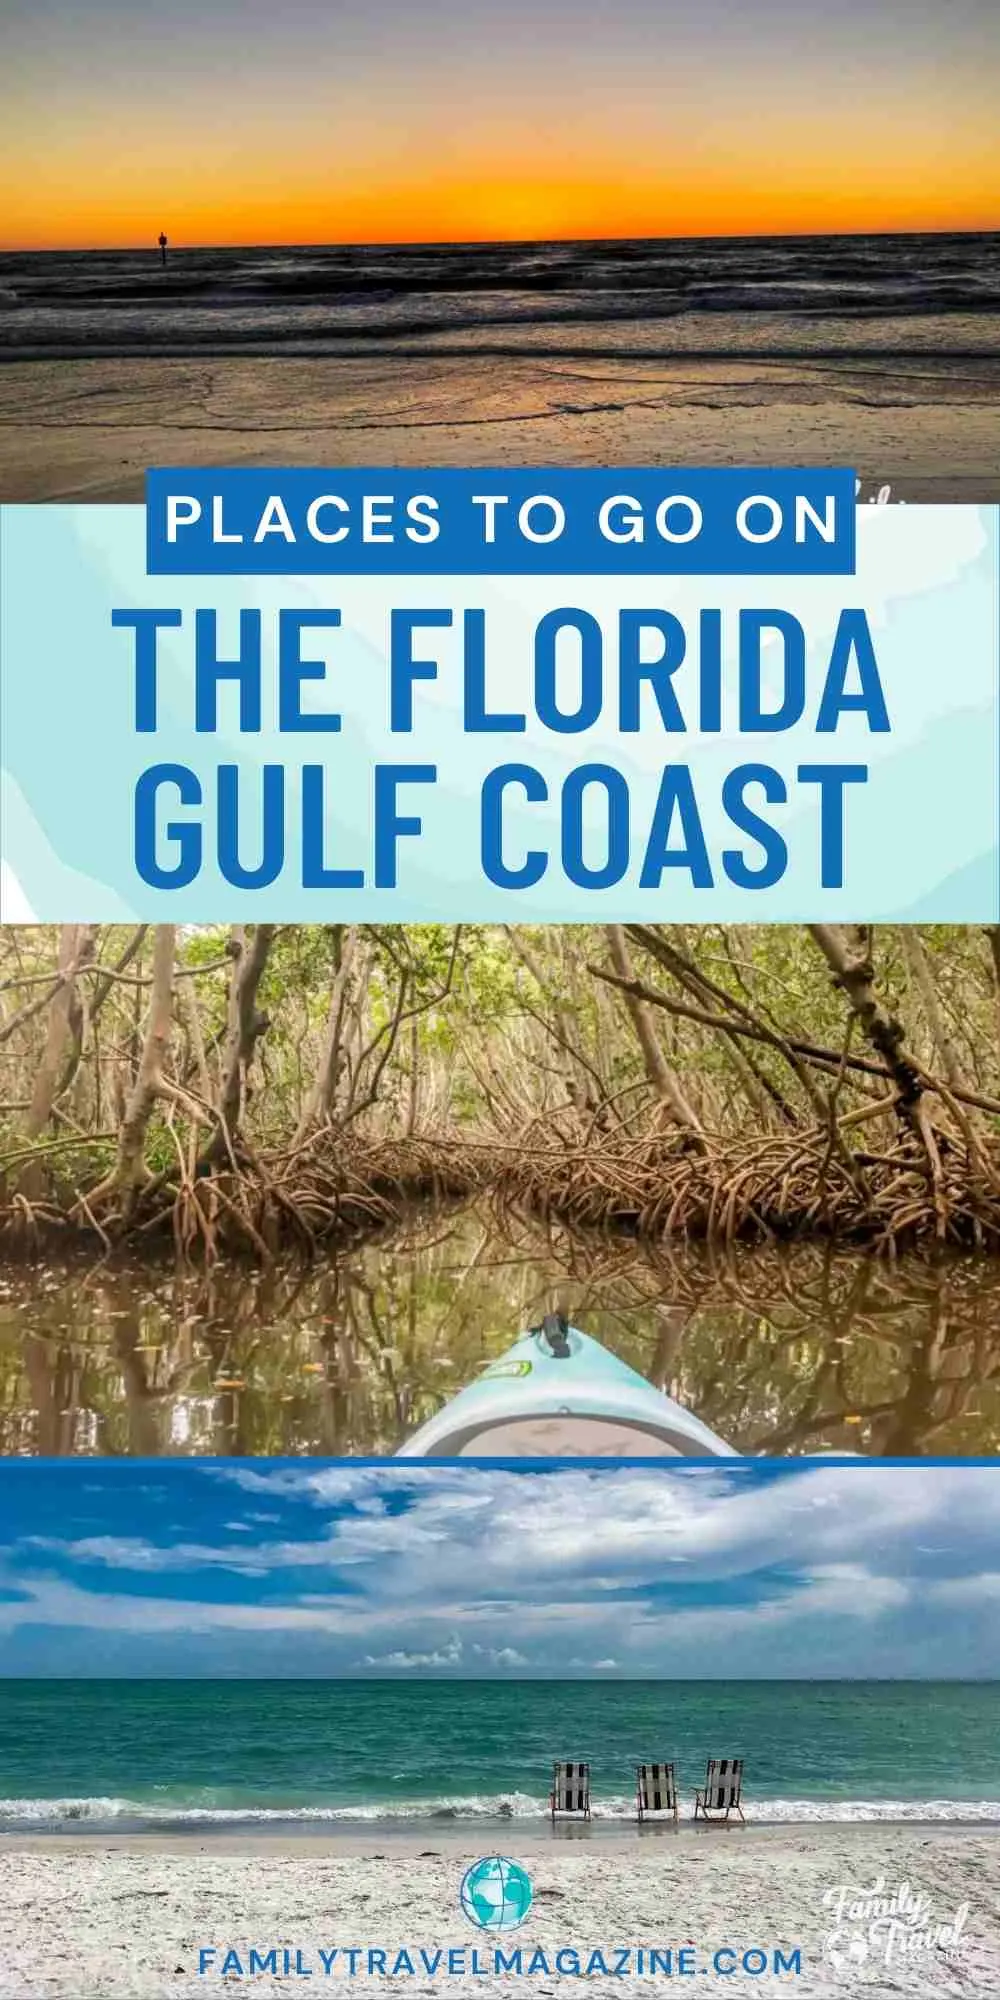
[397,1313,736,1457]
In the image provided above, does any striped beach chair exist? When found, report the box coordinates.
[635,1762,679,1824]
[694,1757,745,1824]
[549,1761,591,1820]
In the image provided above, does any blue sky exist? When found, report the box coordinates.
[0,1461,997,1679]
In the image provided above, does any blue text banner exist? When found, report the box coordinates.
[145,468,857,577]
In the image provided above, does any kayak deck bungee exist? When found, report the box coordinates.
[397,1313,735,1457]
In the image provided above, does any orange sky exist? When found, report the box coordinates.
[5,146,999,254]
[2,0,998,249]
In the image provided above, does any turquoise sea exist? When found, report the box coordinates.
[1,1680,998,1832]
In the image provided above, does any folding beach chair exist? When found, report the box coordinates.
[550,1761,591,1820]
[635,1762,679,1824]
[694,1757,745,1824]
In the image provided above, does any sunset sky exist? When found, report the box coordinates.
[2,0,998,250]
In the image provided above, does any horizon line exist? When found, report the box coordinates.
[3,222,1000,257]
[3,1674,998,1686]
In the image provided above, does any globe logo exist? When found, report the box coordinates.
[459,1856,534,1931]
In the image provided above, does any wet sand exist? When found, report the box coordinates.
[2,352,999,501]
[3,1818,999,1854]
[0,1825,997,1997]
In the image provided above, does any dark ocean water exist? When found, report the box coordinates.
[1,1680,998,1832]
[0,233,997,360]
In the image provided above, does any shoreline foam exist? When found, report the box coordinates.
[3,1793,1000,1835]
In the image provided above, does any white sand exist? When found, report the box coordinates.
[0,1826,997,1998]
[1,354,998,501]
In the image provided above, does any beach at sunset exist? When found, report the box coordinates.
[2,0,998,499]
[1,233,998,498]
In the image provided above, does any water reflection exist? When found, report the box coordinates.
[1,1201,998,1456]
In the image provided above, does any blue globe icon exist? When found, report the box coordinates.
[459,1856,533,1931]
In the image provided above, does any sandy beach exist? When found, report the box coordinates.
[2,352,998,502]
[0,1825,997,1998]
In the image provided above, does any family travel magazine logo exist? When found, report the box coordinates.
[193,1859,805,1981]
[822,1872,970,1973]
[460,1857,534,1931]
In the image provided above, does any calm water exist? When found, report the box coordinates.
[1,1204,998,1456]
[0,1680,997,1832]
[1,233,997,359]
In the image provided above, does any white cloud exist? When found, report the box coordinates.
[364,1635,464,1670]
[926,1572,1000,1606]
[4,1466,1000,1679]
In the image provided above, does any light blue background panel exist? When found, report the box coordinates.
[0,505,996,921]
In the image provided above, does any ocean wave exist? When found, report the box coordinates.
[3,1793,1000,1830]
[1,233,998,361]
[2,234,998,314]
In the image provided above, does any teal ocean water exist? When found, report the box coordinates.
[1,1681,998,1832]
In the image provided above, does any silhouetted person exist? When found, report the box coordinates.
[158,231,168,267]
